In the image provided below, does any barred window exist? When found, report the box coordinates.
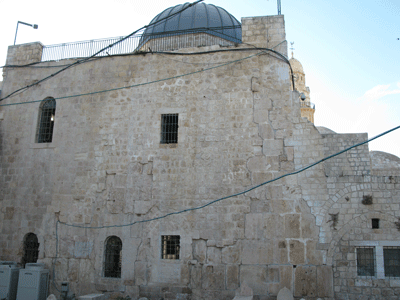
[357,247,375,276]
[384,247,400,278]
[22,233,39,267]
[36,98,56,143]
[371,218,380,229]
[161,235,180,259]
[161,114,178,144]
[104,236,122,278]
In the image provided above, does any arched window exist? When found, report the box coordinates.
[36,98,56,143]
[104,236,122,278]
[22,233,39,267]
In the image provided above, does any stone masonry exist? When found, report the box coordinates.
[1,10,400,300]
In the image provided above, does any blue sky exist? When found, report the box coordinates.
[1,0,399,157]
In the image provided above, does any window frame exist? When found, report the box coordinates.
[104,236,122,278]
[356,246,376,277]
[383,247,400,278]
[161,235,180,260]
[352,241,400,280]
[160,114,179,144]
[36,97,56,143]
[22,233,39,267]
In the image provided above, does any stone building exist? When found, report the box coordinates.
[1,2,400,300]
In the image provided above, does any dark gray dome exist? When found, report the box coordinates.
[142,2,242,44]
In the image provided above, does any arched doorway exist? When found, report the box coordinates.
[22,233,39,266]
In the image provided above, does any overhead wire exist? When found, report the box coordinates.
[51,125,400,290]
[0,47,294,108]
[0,0,205,102]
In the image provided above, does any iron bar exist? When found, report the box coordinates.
[41,26,241,62]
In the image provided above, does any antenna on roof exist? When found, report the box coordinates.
[277,0,281,15]
[290,42,294,58]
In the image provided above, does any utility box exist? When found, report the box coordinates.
[16,263,49,300]
[0,262,20,300]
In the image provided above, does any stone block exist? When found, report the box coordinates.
[294,266,317,298]
[201,265,225,290]
[306,240,323,265]
[222,244,241,264]
[193,239,207,263]
[268,267,280,283]
[259,123,274,140]
[316,265,333,297]
[134,261,148,286]
[263,139,284,156]
[279,266,293,291]
[285,214,301,238]
[242,241,269,264]
[240,265,268,295]
[207,246,221,264]
[289,240,305,264]
[227,265,239,290]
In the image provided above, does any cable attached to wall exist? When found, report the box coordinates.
[0,47,294,108]
[51,125,400,290]
[0,0,205,102]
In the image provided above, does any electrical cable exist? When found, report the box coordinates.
[56,124,400,231]
[0,47,294,108]
[50,125,400,289]
[0,0,204,102]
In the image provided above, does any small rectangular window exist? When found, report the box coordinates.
[371,218,380,229]
[161,114,178,144]
[384,247,400,278]
[161,235,180,259]
[357,247,375,276]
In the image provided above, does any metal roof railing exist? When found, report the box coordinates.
[41,26,242,62]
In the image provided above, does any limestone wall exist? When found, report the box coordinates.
[1,14,399,300]
[0,38,326,299]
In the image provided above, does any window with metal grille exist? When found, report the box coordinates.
[372,218,380,229]
[384,247,400,278]
[22,233,39,267]
[104,236,122,278]
[357,247,375,276]
[161,114,178,144]
[36,98,56,143]
[161,235,180,259]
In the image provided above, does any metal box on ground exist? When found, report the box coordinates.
[0,262,20,300]
[16,263,49,300]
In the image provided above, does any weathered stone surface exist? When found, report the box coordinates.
[294,266,317,298]
[193,239,207,263]
[289,240,305,264]
[227,265,239,290]
[285,214,301,238]
[316,265,333,297]
[201,265,225,290]
[1,8,398,300]
[233,282,253,300]
[277,287,294,300]
[240,265,268,295]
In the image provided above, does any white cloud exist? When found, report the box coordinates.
[358,82,400,102]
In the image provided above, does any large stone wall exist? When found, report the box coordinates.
[1,14,399,300]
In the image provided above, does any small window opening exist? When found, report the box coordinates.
[22,233,39,267]
[36,98,56,143]
[356,247,375,277]
[104,236,122,278]
[372,218,380,229]
[384,247,400,278]
[161,235,180,259]
[161,114,178,144]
